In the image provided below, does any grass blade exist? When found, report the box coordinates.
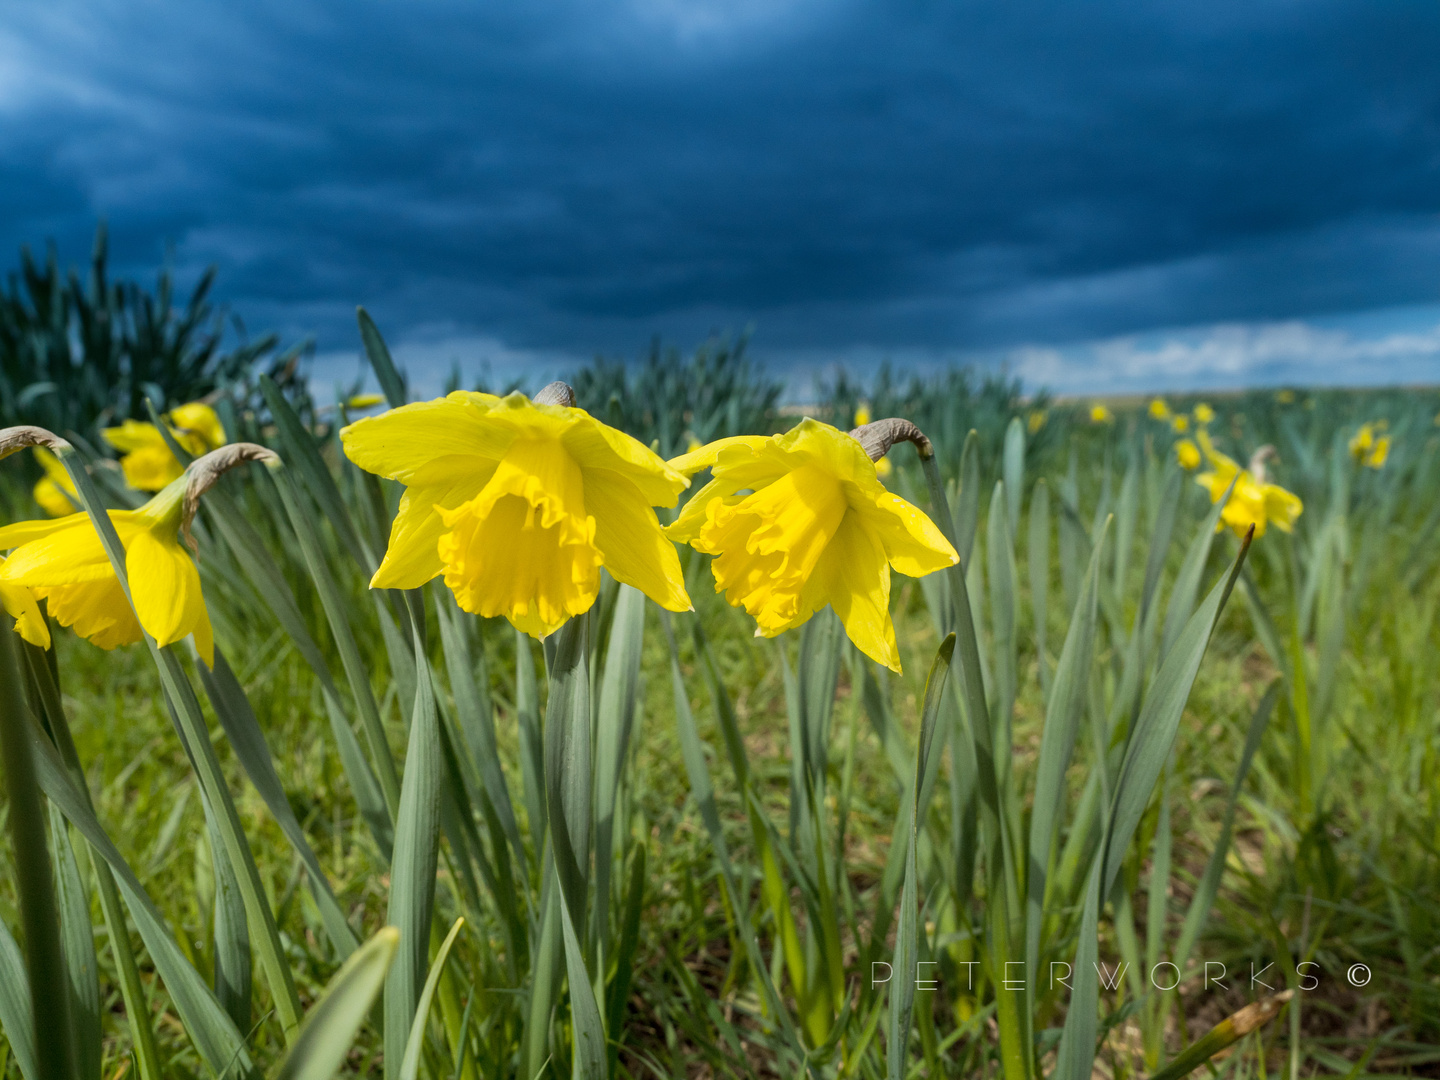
[0,913,38,1080]
[398,919,466,1080]
[50,803,101,1080]
[358,307,409,408]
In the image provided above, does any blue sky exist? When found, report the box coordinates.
[4,0,1440,394]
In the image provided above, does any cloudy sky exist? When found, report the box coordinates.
[4,0,1440,394]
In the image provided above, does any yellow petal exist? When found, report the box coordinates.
[667,435,773,477]
[125,529,207,650]
[169,402,225,449]
[0,559,51,649]
[559,409,689,506]
[811,514,899,672]
[102,419,163,453]
[36,579,142,650]
[0,516,126,585]
[342,394,515,483]
[855,490,958,579]
[369,472,495,590]
[120,444,185,491]
[584,466,691,612]
[1262,484,1303,533]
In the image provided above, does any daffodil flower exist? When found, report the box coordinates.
[1175,439,1201,470]
[853,403,872,427]
[1027,409,1047,434]
[1348,424,1390,469]
[1148,400,1171,421]
[33,446,79,517]
[103,401,226,491]
[1090,404,1114,424]
[1172,415,1190,433]
[1193,402,1216,425]
[0,474,213,663]
[1194,431,1301,538]
[341,386,692,638]
[664,418,957,673]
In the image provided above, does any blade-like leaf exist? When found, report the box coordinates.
[398,919,466,1080]
[274,928,400,1080]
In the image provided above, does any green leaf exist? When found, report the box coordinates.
[1003,416,1025,538]
[358,307,409,408]
[273,927,400,1080]
[50,803,101,1080]
[0,915,38,1080]
[398,919,466,1080]
[887,635,955,1080]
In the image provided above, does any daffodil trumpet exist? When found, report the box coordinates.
[0,428,277,665]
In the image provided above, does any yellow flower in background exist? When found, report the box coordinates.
[665,419,957,673]
[1090,405,1114,424]
[1172,415,1190,433]
[0,557,50,649]
[341,390,691,637]
[1027,409,1047,434]
[686,435,703,454]
[1349,424,1391,468]
[874,456,893,477]
[853,403,872,427]
[32,446,78,516]
[346,393,386,410]
[103,401,226,491]
[0,476,213,663]
[1148,399,1170,421]
[1194,430,1302,538]
[1175,439,1201,470]
[1193,402,1215,425]
[1276,389,1296,404]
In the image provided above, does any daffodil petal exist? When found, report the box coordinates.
[812,514,899,673]
[125,529,205,649]
[584,467,690,612]
[856,491,958,578]
[667,436,772,477]
[37,580,142,650]
[0,561,51,649]
[369,471,496,590]
[0,518,118,585]
[341,394,516,483]
[559,414,688,506]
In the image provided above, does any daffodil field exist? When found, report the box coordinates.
[0,309,1438,1080]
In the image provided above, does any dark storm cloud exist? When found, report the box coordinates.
[3,0,1440,374]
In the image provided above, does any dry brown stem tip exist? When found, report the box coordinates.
[0,425,72,461]
[533,381,576,408]
[848,418,933,462]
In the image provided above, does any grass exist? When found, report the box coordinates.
[0,350,1438,1080]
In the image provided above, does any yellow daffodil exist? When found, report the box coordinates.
[341,389,691,638]
[103,401,226,491]
[1090,405,1114,424]
[1027,409,1047,434]
[1172,415,1190,433]
[875,456,893,478]
[1148,399,1171,421]
[1193,402,1215,425]
[686,435,703,454]
[1194,431,1301,538]
[664,419,957,673]
[0,557,50,648]
[1175,439,1201,470]
[1276,389,1296,404]
[853,403,872,427]
[1349,424,1391,468]
[32,446,78,516]
[346,393,387,410]
[0,475,213,663]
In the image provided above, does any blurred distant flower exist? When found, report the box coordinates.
[875,456,893,477]
[1027,409,1047,434]
[666,419,956,673]
[1193,402,1216,425]
[1090,405,1114,424]
[1276,389,1296,404]
[686,435,703,454]
[1172,415,1190,433]
[1349,424,1390,468]
[32,447,78,517]
[1148,399,1170,421]
[1195,430,1301,538]
[854,403,872,427]
[346,393,387,410]
[103,401,226,491]
[1175,439,1201,470]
